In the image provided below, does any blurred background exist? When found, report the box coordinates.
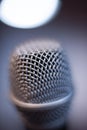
[0,0,87,130]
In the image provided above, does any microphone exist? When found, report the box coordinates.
[10,40,73,130]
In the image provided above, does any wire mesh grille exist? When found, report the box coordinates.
[16,101,70,126]
[10,40,72,103]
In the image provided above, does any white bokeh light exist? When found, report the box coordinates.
[0,0,61,28]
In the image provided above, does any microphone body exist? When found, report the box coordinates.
[10,40,73,129]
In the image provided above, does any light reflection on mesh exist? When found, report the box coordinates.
[10,40,72,103]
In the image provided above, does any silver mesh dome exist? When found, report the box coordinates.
[10,40,72,104]
[10,40,73,129]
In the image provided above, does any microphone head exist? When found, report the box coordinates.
[10,40,73,129]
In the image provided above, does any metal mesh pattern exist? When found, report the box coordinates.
[10,40,72,103]
[17,101,70,125]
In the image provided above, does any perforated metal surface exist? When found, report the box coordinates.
[10,40,73,104]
